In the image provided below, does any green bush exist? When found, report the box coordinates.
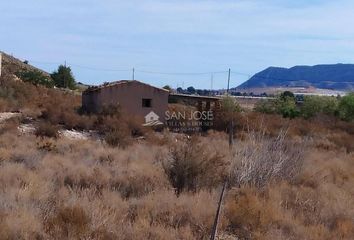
[301,96,338,119]
[222,96,242,116]
[279,91,295,101]
[16,70,54,88]
[254,91,300,119]
[214,96,241,132]
[276,96,300,119]
[338,93,354,121]
[254,99,277,114]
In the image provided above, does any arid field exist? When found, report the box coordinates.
[0,79,354,240]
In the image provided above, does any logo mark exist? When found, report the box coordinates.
[143,111,163,126]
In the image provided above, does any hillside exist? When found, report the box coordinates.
[238,64,354,91]
[0,51,50,78]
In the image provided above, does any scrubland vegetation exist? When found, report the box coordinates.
[255,90,354,121]
[0,78,354,239]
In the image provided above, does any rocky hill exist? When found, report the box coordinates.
[238,64,354,91]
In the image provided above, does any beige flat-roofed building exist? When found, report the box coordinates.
[82,80,169,123]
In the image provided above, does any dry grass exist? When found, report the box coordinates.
[1,79,354,239]
[0,121,353,239]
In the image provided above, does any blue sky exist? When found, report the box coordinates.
[1,0,354,89]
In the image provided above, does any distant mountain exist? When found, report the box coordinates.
[238,64,354,91]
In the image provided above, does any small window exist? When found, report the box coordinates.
[142,98,152,108]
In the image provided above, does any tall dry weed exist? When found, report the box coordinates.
[230,130,305,188]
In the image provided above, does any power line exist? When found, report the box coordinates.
[68,63,131,72]
[27,59,230,76]
[26,59,131,72]
[27,60,62,65]
[136,69,228,76]
[231,71,252,77]
[26,57,329,85]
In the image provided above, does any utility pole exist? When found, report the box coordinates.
[132,68,135,80]
[227,68,234,148]
[210,69,233,240]
[64,60,67,88]
[210,73,214,96]
[227,68,231,95]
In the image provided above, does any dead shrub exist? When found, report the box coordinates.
[230,130,305,188]
[44,205,90,239]
[35,122,59,138]
[0,117,20,135]
[0,98,11,112]
[225,188,276,238]
[127,116,148,137]
[110,173,163,199]
[128,190,219,238]
[163,137,226,195]
[36,140,58,152]
[327,132,354,153]
[331,217,354,239]
[63,167,108,192]
[104,128,132,148]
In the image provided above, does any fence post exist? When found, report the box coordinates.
[210,181,227,240]
[228,120,233,149]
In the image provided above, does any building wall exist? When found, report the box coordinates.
[82,81,169,123]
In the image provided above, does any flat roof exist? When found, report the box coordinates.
[169,93,221,101]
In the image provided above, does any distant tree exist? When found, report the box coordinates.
[275,91,298,118]
[221,96,241,118]
[277,97,299,119]
[214,96,241,136]
[163,85,172,92]
[16,70,54,88]
[254,91,299,118]
[254,99,277,114]
[280,91,295,101]
[301,96,338,119]
[338,93,354,121]
[196,89,209,96]
[177,87,183,93]
[187,86,196,94]
[51,65,76,89]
